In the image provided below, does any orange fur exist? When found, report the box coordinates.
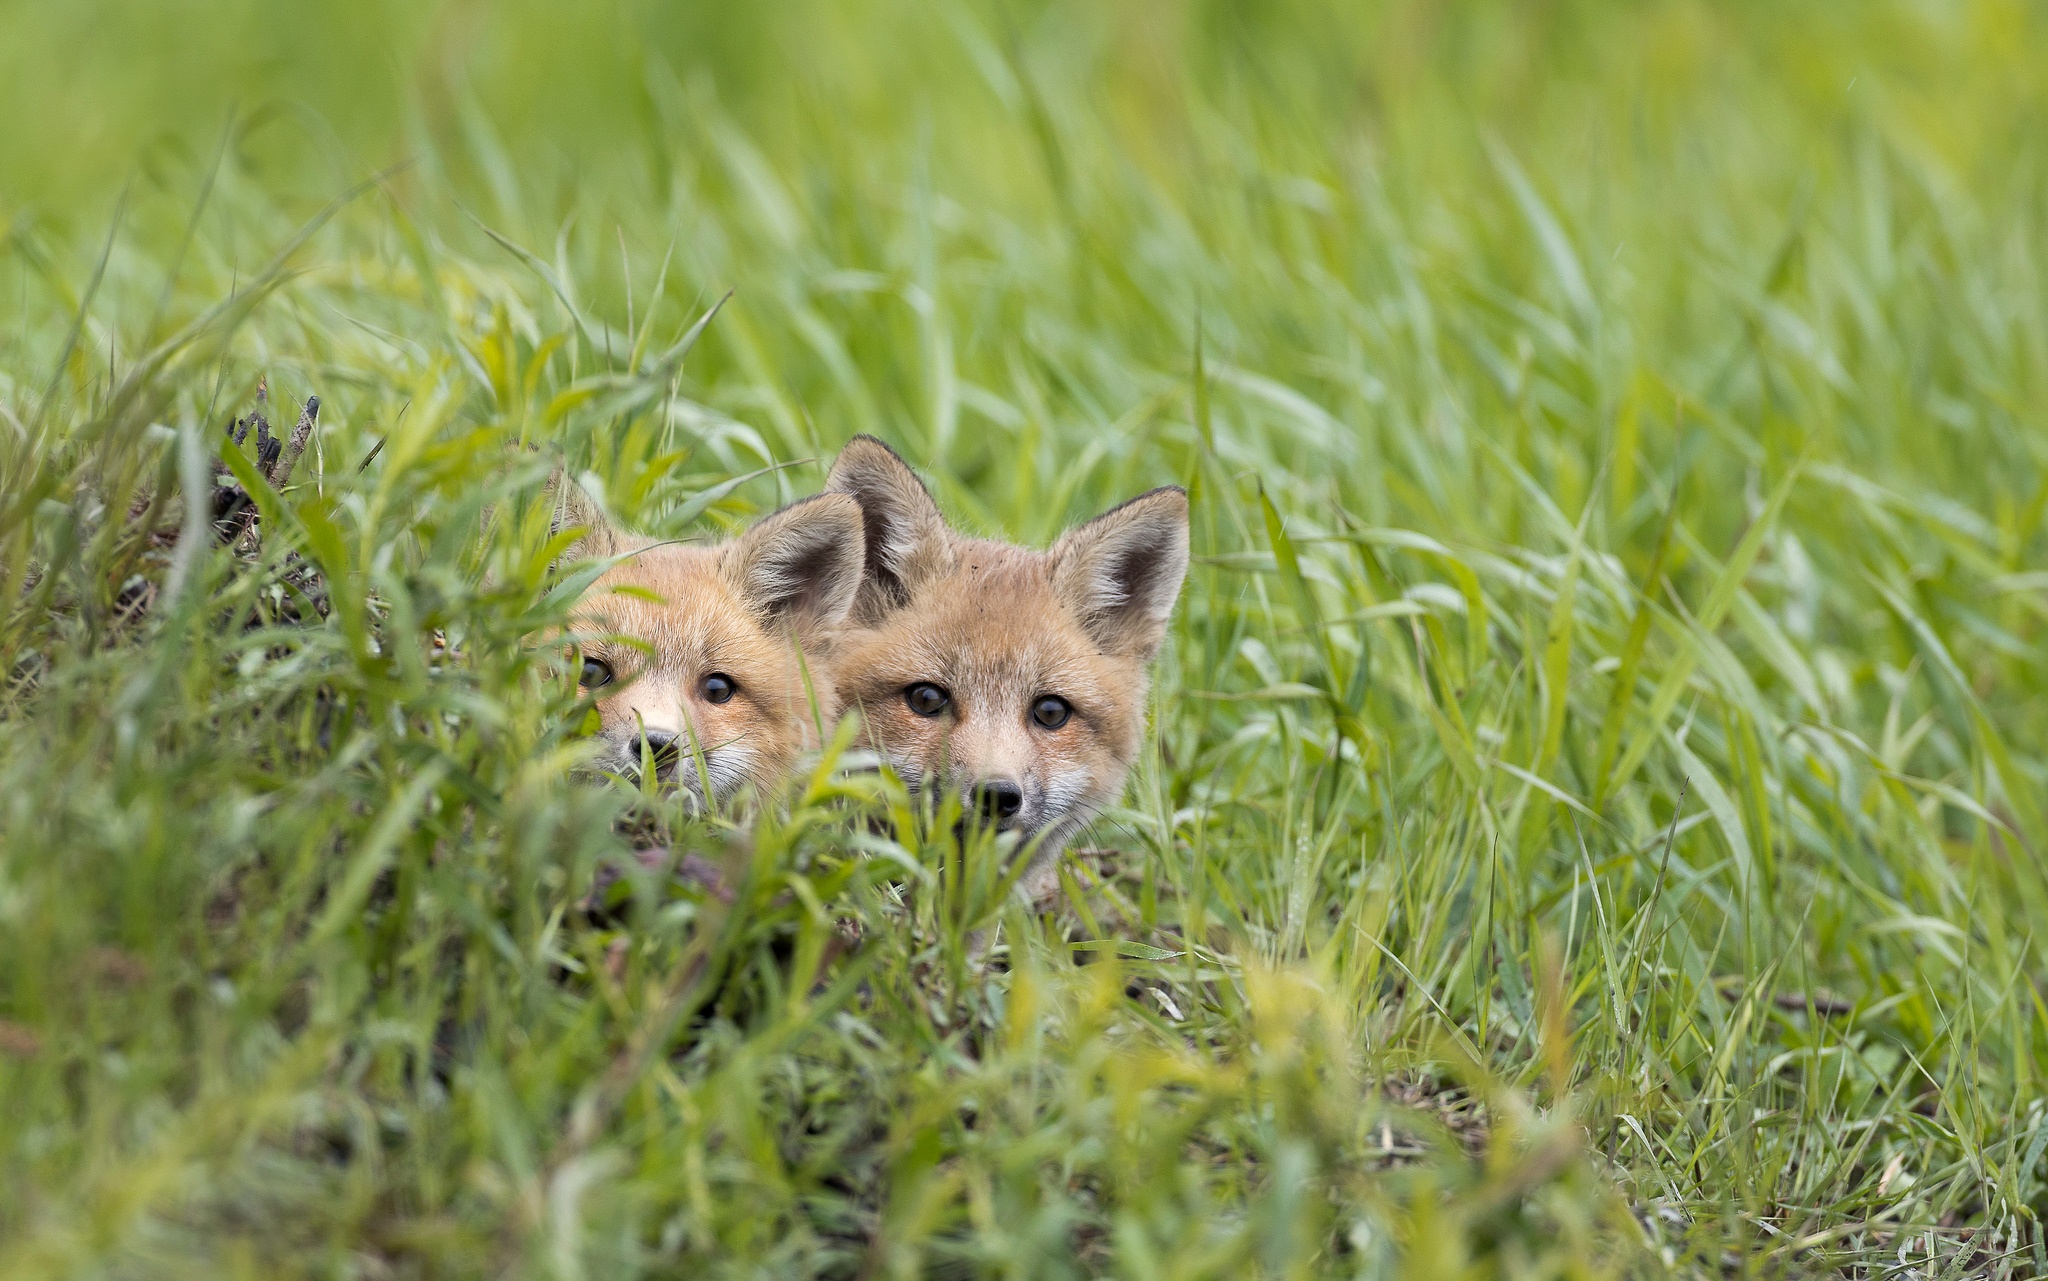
[564,489,865,804]
[824,436,1189,898]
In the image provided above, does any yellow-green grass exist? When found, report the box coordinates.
[3,2,2047,1275]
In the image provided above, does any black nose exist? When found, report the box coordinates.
[632,731,681,770]
[974,779,1025,823]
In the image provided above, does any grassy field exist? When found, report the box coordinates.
[4,1,2048,1275]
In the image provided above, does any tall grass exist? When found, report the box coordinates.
[3,1,2047,1275]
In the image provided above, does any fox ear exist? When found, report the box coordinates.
[825,435,953,619]
[728,493,867,637]
[550,468,627,561]
[1051,487,1190,660]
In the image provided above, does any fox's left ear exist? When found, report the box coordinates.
[1051,487,1190,660]
[728,493,868,639]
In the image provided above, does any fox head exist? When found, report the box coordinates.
[824,436,1189,894]
[562,486,865,804]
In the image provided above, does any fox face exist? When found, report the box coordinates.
[563,489,865,804]
[823,436,1189,896]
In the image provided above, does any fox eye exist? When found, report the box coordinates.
[580,657,614,689]
[1031,696,1072,729]
[701,673,736,704]
[904,682,951,717]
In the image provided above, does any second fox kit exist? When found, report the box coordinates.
[563,485,865,803]
[824,436,1190,898]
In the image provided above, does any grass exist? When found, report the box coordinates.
[3,0,2048,1275]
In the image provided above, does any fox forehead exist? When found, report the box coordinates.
[572,545,787,675]
[839,540,1142,715]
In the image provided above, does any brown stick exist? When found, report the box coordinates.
[269,395,320,491]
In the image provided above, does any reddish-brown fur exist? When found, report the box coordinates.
[824,436,1189,898]
[564,490,865,804]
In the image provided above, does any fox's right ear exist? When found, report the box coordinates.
[825,435,953,620]
[547,467,625,562]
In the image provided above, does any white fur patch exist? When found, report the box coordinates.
[1040,771,1095,836]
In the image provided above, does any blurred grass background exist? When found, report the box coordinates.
[4,0,2048,1275]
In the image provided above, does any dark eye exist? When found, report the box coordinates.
[1031,696,1072,729]
[701,673,736,704]
[580,657,614,689]
[904,682,951,717]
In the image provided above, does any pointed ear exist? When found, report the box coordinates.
[1051,487,1190,660]
[726,493,867,638]
[825,435,953,619]
[549,468,628,561]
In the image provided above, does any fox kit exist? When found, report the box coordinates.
[562,486,866,804]
[823,436,1189,899]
